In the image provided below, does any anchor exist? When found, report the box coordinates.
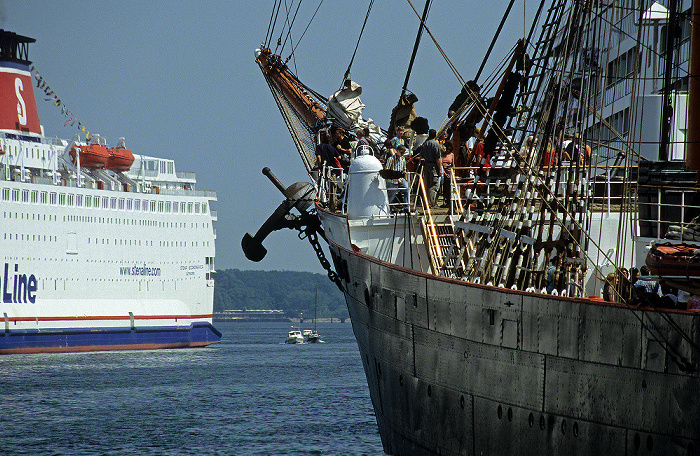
[242,167,317,262]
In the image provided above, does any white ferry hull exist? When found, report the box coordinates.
[0,32,219,354]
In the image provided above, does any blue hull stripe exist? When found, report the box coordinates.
[0,322,222,353]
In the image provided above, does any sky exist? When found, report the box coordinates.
[4,0,533,274]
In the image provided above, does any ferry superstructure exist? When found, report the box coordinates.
[0,30,220,353]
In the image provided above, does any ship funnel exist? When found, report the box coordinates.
[0,30,41,136]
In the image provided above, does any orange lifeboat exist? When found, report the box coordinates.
[69,144,109,168]
[646,243,700,277]
[105,146,135,172]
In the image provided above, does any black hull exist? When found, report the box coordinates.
[328,242,700,456]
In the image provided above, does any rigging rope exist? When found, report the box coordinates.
[342,0,375,86]
[475,0,517,83]
[401,0,432,97]
[285,0,325,63]
[265,0,280,47]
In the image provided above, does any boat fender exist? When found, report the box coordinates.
[498,283,505,288]
[473,277,481,284]
[526,286,536,293]
[510,285,518,290]
[486,281,494,287]
[560,289,568,297]
[540,287,548,294]
[551,289,559,296]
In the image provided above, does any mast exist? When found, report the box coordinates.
[687,0,700,172]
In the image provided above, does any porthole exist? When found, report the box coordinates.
[399,375,403,387]
[497,405,503,419]
[647,435,654,451]
[460,395,465,409]
[507,408,513,422]
[539,415,545,430]
[427,385,432,398]
[528,413,534,428]
[561,420,567,435]
[573,422,579,437]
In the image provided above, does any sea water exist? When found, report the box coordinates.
[0,322,384,455]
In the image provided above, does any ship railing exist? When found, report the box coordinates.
[416,173,444,274]
[317,163,347,213]
[636,183,700,241]
[176,171,196,180]
[157,188,216,198]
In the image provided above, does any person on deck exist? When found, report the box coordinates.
[632,265,662,306]
[391,126,406,149]
[355,129,370,155]
[416,129,443,208]
[440,141,454,208]
[315,131,339,170]
[542,139,557,170]
[385,145,410,212]
[332,126,352,170]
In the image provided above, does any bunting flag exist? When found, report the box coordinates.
[30,65,91,139]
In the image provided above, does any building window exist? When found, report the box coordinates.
[40,191,47,204]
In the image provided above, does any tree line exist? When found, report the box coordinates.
[214,269,348,319]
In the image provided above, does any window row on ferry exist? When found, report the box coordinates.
[1,188,209,215]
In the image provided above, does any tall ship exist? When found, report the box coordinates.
[246,0,700,454]
[0,30,220,353]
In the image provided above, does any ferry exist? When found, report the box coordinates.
[0,30,220,353]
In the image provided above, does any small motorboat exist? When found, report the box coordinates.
[285,328,304,344]
[304,330,323,343]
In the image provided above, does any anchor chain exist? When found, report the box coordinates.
[297,224,344,292]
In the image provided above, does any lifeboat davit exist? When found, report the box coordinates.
[69,144,109,169]
[105,146,135,172]
[646,243,700,277]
